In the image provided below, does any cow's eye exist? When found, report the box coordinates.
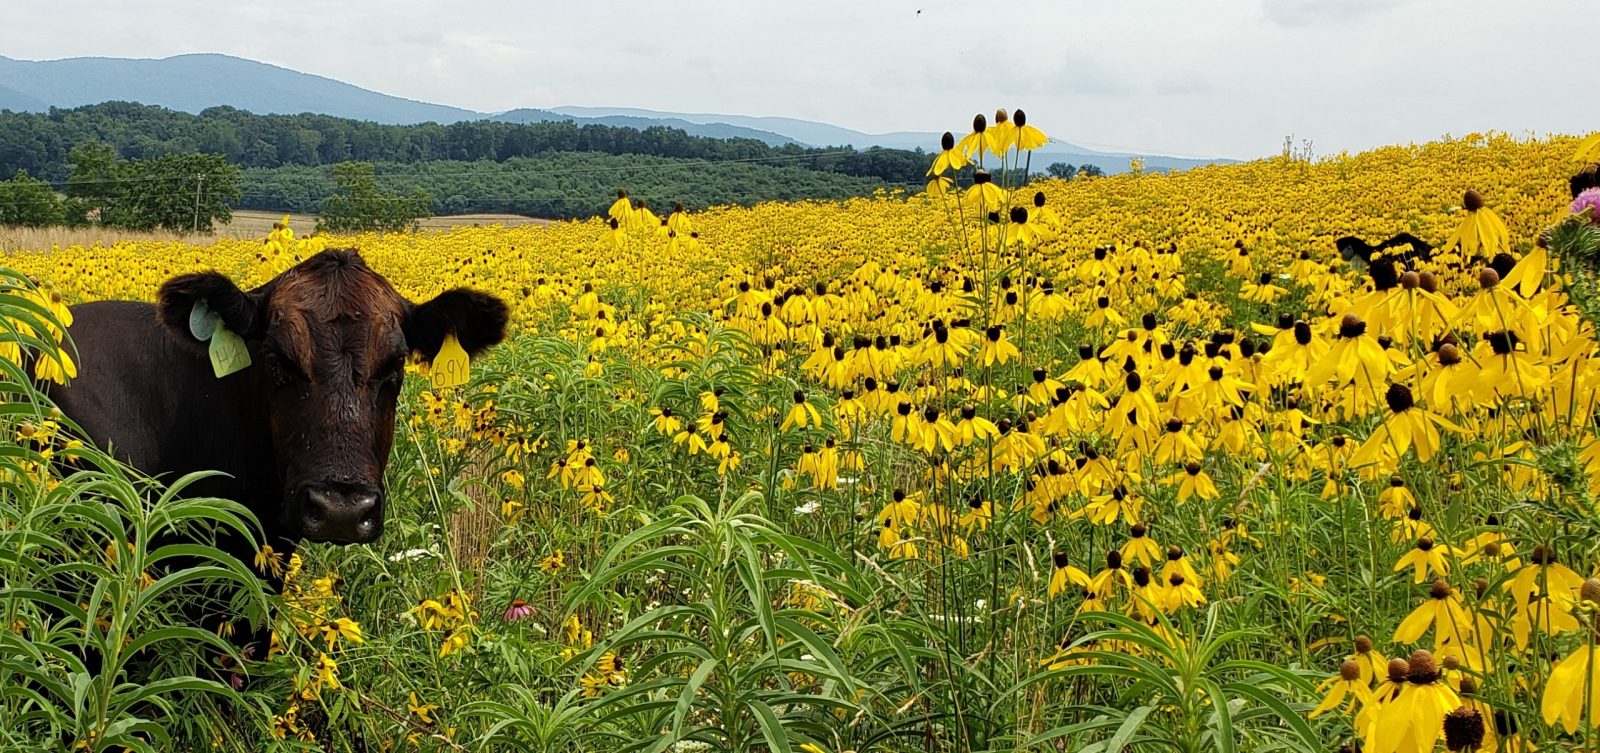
[264,346,305,385]
[377,356,406,387]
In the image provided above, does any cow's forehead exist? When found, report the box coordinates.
[267,261,407,363]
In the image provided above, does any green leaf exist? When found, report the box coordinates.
[1104,704,1155,752]
[1202,678,1238,753]
[670,657,719,741]
[1225,682,1320,749]
[746,698,793,753]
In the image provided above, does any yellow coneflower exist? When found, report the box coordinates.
[1544,582,1600,733]
[1047,550,1091,599]
[781,389,824,431]
[1366,649,1459,753]
[1351,383,1462,467]
[928,131,969,175]
[1119,523,1162,567]
[1393,537,1453,584]
[1394,579,1478,646]
[961,169,1007,216]
[1311,659,1374,719]
[1350,634,1387,686]
[1012,109,1048,151]
[1082,549,1131,599]
[1443,189,1510,261]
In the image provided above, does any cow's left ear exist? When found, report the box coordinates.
[405,289,510,362]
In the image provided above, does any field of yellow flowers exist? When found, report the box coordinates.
[6,118,1600,752]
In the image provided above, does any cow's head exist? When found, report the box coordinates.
[155,249,509,544]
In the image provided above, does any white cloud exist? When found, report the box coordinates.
[1260,0,1404,27]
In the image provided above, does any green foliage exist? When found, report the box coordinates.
[0,266,273,751]
[1546,215,1600,324]
[316,162,432,233]
[0,170,65,228]
[63,142,117,228]
[553,491,869,753]
[62,143,241,232]
[1016,611,1321,752]
[0,102,927,199]
[245,154,894,219]
[1045,162,1079,180]
[110,153,240,233]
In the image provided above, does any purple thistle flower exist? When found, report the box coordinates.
[1572,187,1600,220]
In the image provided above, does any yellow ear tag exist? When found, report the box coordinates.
[429,334,471,389]
[209,326,252,378]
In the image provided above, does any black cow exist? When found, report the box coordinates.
[1335,232,1436,269]
[48,249,508,569]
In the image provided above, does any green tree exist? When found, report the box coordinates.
[103,153,241,233]
[1080,164,1106,178]
[0,170,66,227]
[63,142,119,226]
[317,161,432,233]
[1046,162,1078,180]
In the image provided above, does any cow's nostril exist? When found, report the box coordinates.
[303,488,333,526]
[300,484,384,543]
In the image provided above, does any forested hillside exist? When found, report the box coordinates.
[0,102,937,218]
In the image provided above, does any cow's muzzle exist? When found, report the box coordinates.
[295,482,385,544]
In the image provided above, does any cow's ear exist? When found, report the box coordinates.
[156,272,262,339]
[405,289,510,361]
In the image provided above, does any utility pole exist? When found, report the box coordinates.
[192,173,204,233]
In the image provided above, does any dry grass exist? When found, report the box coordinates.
[0,225,212,252]
[0,211,551,253]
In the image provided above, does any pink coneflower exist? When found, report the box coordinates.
[503,599,533,622]
[1572,187,1600,220]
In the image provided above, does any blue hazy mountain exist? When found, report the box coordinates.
[0,53,1227,172]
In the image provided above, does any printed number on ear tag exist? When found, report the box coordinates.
[209,326,252,378]
[429,334,471,390]
[190,300,221,341]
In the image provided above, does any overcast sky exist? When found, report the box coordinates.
[3,0,1587,159]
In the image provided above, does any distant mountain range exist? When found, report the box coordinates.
[0,53,1228,173]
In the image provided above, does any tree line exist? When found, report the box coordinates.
[0,102,932,184]
[0,143,239,232]
[0,104,1120,230]
[241,153,890,219]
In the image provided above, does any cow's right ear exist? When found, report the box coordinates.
[156,272,262,339]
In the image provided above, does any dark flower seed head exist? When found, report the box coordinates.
[1385,383,1415,413]
[1294,320,1313,345]
[1407,649,1440,683]
[1438,342,1462,366]
[1387,658,1411,683]
[1444,706,1486,752]
[1339,660,1361,682]
[1478,267,1500,289]
[1339,313,1367,338]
